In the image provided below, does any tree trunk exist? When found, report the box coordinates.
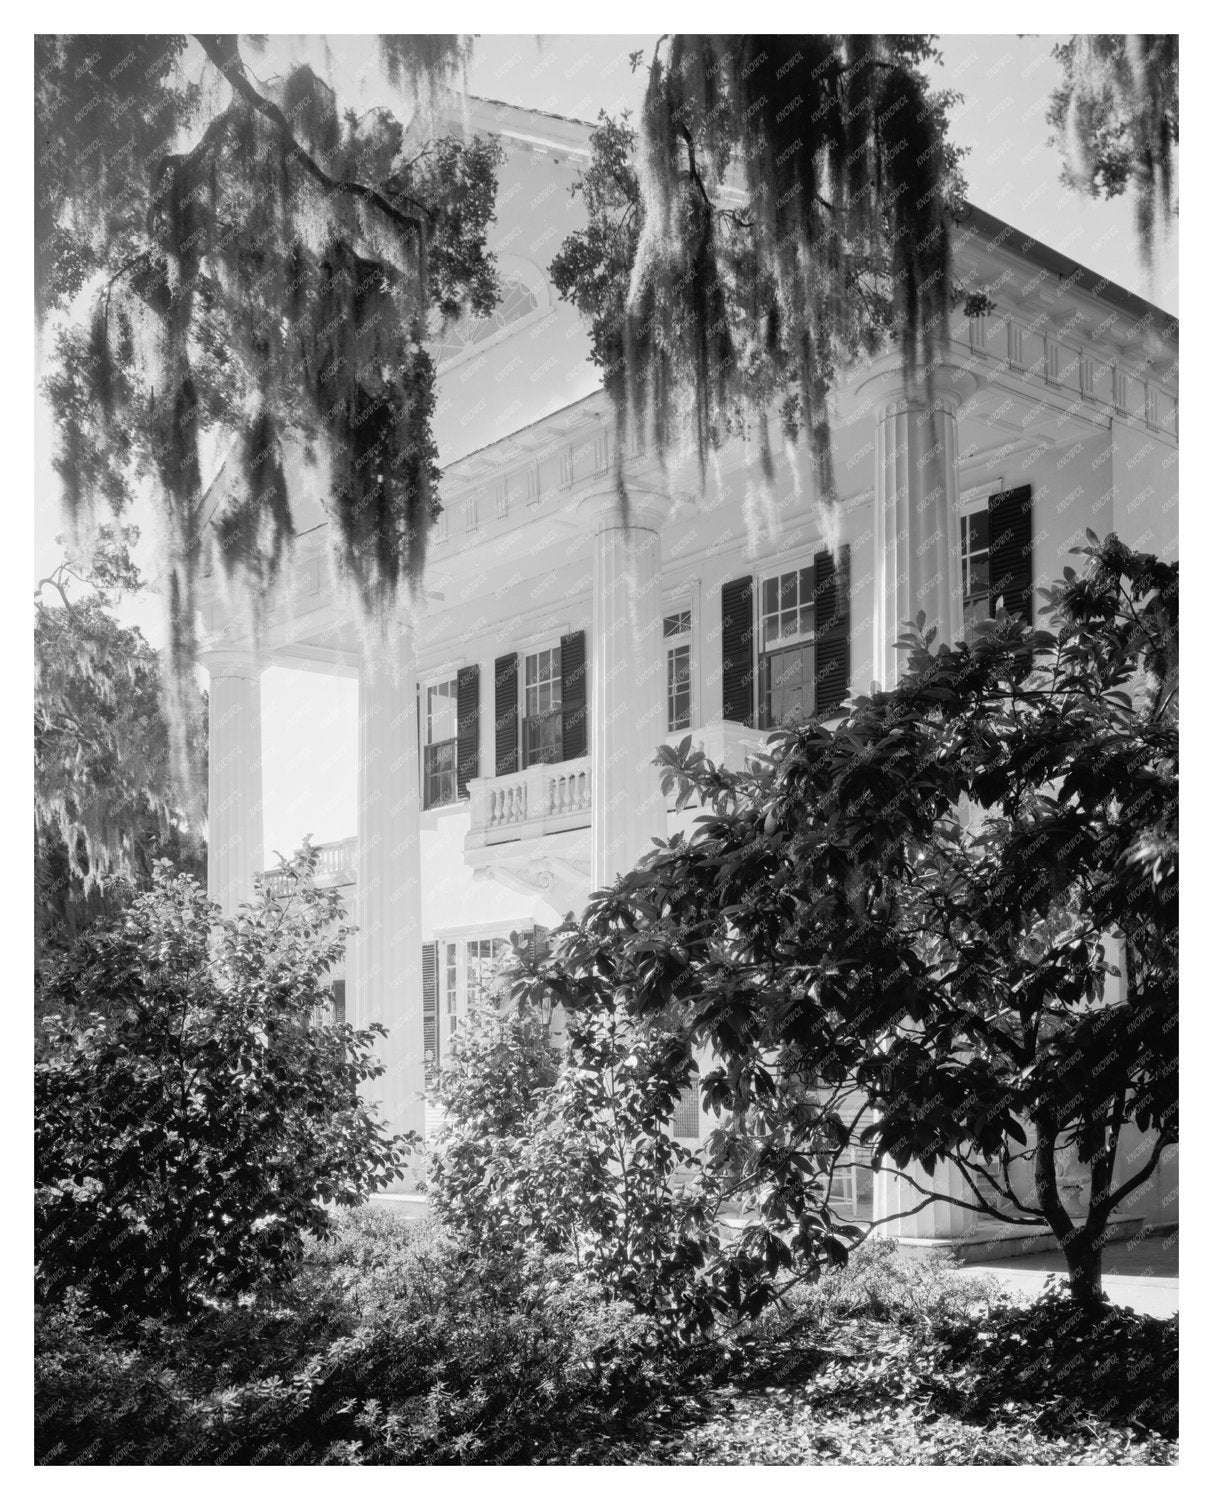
[1064,1234,1106,1311]
[1032,1112,1107,1308]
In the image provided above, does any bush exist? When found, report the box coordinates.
[36,1207,694,1465]
[36,855,410,1320]
[775,1238,1003,1330]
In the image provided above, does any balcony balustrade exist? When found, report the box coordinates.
[261,835,357,899]
[466,758,592,847]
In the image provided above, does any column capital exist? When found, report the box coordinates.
[199,646,270,681]
[854,354,978,421]
[576,483,672,534]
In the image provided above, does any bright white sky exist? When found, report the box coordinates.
[33,33,1179,862]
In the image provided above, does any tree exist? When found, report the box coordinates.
[551,36,969,541]
[1048,35,1178,266]
[35,526,205,968]
[522,537,1176,1308]
[36,35,503,781]
[35,851,411,1321]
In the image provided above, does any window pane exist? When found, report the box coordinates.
[664,610,690,638]
[800,567,813,605]
[778,572,797,611]
[968,556,990,596]
[967,509,989,551]
[799,605,815,638]
[763,577,778,617]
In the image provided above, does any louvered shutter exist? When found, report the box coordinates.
[422,941,438,1079]
[988,485,1034,623]
[494,653,519,777]
[813,544,850,718]
[456,665,479,798]
[330,980,346,1027]
[721,576,755,726]
[560,630,588,760]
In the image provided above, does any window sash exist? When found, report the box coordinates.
[426,678,458,744]
[424,738,458,809]
[524,646,562,717]
[760,567,816,650]
[523,709,563,767]
[667,642,692,732]
[760,640,817,728]
[961,508,992,623]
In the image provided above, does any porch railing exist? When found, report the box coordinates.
[261,835,358,899]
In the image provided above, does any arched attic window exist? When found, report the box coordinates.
[428,261,549,370]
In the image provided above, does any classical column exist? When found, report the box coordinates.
[862,359,975,688]
[861,358,983,1246]
[581,488,670,890]
[202,648,267,914]
[349,638,425,1150]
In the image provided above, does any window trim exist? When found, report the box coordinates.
[662,596,697,734]
[754,546,825,730]
[421,671,461,810]
[520,634,567,768]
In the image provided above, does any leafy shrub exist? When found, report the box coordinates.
[431,980,855,1339]
[775,1239,1003,1330]
[36,1207,694,1465]
[36,856,411,1321]
[934,1280,1178,1438]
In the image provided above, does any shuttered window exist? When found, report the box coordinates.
[987,485,1034,623]
[456,664,479,797]
[962,487,1033,630]
[720,576,756,725]
[748,545,850,729]
[672,1084,701,1140]
[422,943,438,1081]
[494,653,519,777]
[560,630,588,760]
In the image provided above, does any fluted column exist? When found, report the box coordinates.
[350,639,424,1150]
[863,359,975,689]
[202,649,267,914]
[581,489,670,890]
[862,359,985,1246]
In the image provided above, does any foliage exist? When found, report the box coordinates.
[35,525,205,965]
[37,35,502,786]
[524,538,1176,1306]
[35,852,411,1320]
[35,1207,1177,1467]
[769,1239,1000,1332]
[551,37,968,541]
[36,1207,691,1466]
[433,974,859,1337]
[425,989,562,1247]
[1048,36,1178,266]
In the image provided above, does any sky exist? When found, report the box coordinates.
[34,33,1179,862]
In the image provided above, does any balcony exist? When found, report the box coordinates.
[466,758,592,848]
[262,835,357,900]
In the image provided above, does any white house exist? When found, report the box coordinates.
[196,99,1179,1253]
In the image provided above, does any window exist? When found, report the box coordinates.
[424,678,458,809]
[671,1084,701,1141]
[445,942,458,1039]
[523,646,562,767]
[428,274,541,367]
[759,566,816,728]
[466,938,507,1010]
[664,610,692,732]
[961,508,991,633]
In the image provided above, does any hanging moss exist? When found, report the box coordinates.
[40,34,501,795]
[600,36,958,541]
